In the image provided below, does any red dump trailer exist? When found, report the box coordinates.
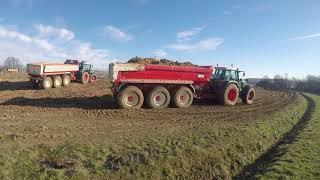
[109,63,255,109]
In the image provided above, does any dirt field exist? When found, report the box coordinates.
[0,74,296,146]
[0,73,306,179]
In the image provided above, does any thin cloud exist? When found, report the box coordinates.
[231,5,241,9]
[35,24,75,41]
[0,24,111,69]
[223,10,232,15]
[152,49,167,57]
[167,38,224,52]
[0,26,32,42]
[289,33,320,41]
[9,0,33,8]
[177,26,205,42]
[103,25,132,42]
[130,0,149,7]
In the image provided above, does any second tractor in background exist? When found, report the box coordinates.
[26,60,97,89]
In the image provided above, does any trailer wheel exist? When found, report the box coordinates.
[171,86,193,108]
[218,84,239,106]
[62,75,71,87]
[241,86,255,105]
[53,76,62,88]
[117,86,144,109]
[146,86,171,109]
[81,71,89,84]
[42,77,52,89]
[90,74,97,83]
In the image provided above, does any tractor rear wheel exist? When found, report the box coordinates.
[42,77,52,89]
[218,84,239,106]
[171,86,193,108]
[241,86,255,105]
[62,75,71,87]
[90,74,97,83]
[81,71,89,84]
[117,86,144,109]
[146,86,170,109]
[53,76,62,88]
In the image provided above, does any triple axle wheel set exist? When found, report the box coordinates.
[33,72,97,89]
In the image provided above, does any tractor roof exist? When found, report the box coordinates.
[215,67,244,72]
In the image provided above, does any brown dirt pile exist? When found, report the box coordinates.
[127,57,197,66]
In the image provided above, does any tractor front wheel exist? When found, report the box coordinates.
[241,86,255,105]
[117,86,144,109]
[218,84,239,106]
[146,86,171,109]
[81,71,89,84]
[90,74,97,83]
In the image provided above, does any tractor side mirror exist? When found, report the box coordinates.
[243,72,246,77]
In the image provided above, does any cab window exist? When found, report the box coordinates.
[213,69,224,79]
[229,70,238,80]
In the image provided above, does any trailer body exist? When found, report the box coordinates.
[110,63,213,95]
[27,63,79,76]
[109,62,255,109]
[110,63,212,83]
[109,63,216,109]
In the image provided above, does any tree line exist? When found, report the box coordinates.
[257,74,320,94]
[0,57,24,71]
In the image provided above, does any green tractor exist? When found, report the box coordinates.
[210,67,255,106]
[77,61,97,84]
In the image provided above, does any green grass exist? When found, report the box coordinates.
[253,93,320,179]
[0,94,308,179]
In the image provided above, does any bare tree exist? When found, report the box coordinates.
[3,57,23,69]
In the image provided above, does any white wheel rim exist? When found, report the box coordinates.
[55,79,61,86]
[153,92,167,106]
[44,80,51,88]
[64,78,70,85]
[178,91,190,105]
[124,92,139,107]
[247,90,255,101]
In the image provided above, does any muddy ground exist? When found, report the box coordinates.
[0,73,297,147]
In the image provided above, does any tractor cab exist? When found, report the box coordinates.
[79,61,94,74]
[211,67,247,90]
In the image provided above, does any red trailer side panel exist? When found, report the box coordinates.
[114,64,214,86]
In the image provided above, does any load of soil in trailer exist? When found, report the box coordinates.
[127,57,197,66]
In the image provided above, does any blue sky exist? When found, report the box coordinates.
[0,0,319,78]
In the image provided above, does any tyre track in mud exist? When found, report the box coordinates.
[233,94,315,179]
[0,78,299,145]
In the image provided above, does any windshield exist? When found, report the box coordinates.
[212,69,239,81]
[212,68,225,79]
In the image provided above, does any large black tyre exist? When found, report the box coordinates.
[146,86,171,109]
[90,74,97,83]
[241,86,255,105]
[117,86,144,109]
[31,81,40,89]
[62,75,71,87]
[53,76,62,88]
[171,86,193,108]
[80,71,89,84]
[218,83,239,106]
[42,77,52,89]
